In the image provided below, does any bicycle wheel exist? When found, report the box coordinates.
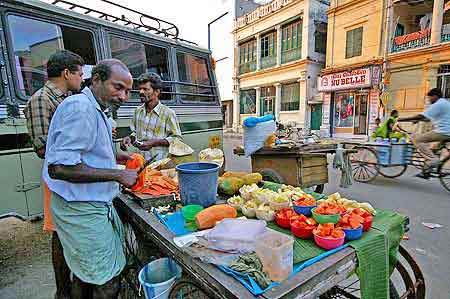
[378,165,408,178]
[319,277,399,299]
[350,146,379,183]
[169,279,212,299]
[438,155,450,192]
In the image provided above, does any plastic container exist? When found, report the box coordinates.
[293,204,317,216]
[176,162,220,207]
[311,208,340,224]
[181,205,203,222]
[313,233,345,250]
[206,219,267,253]
[255,230,294,282]
[138,258,182,299]
[391,138,407,165]
[290,222,314,239]
[376,139,391,165]
[342,225,363,241]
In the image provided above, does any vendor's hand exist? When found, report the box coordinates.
[137,140,156,151]
[120,136,132,151]
[117,169,138,188]
[116,152,133,165]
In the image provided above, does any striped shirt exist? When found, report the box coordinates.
[130,102,182,160]
[24,81,67,151]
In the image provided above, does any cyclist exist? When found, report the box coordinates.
[374,110,407,139]
[398,88,450,177]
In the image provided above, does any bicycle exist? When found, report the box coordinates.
[276,121,321,144]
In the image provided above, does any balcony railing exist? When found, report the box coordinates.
[281,47,302,64]
[261,55,277,69]
[391,29,430,53]
[239,61,257,74]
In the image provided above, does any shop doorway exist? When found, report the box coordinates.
[260,86,276,117]
[310,104,322,130]
[353,93,368,135]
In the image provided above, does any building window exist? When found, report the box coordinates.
[260,86,275,115]
[240,89,256,114]
[334,93,354,128]
[8,14,96,98]
[281,20,302,63]
[282,20,301,51]
[437,64,450,98]
[261,32,276,58]
[314,22,327,54]
[281,83,300,111]
[109,35,172,101]
[345,27,363,59]
[239,39,257,73]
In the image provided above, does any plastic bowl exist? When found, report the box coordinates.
[181,205,204,221]
[363,216,373,232]
[342,225,363,241]
[275,214,291,229]
[313,232,345,250]
[291,223,314,239]
[293,204,317,216]
[311,208,340,224]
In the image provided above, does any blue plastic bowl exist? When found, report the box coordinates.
[343,225,363,241]
[293,204,317,216]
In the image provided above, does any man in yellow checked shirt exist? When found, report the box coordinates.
[121,72,182,160]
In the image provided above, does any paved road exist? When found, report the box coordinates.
[0,137,448,299]
[224,136,450,299]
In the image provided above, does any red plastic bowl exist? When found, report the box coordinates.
[291,223,314,239]
[363,216,373,232]
[275,215,291,228]
[313,232,345,250]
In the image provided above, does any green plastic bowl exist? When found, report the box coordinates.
[181,205,204,221]
[311,207,340,224]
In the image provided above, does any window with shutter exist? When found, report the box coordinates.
[346,27,363,58]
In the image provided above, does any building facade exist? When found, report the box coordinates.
[319,0,450,139]
[232,0,329,131]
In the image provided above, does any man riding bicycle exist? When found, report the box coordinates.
[398,88,450,178]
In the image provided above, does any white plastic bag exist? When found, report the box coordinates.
[244,120,276,156]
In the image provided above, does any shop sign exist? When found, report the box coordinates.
[318,68,372,92]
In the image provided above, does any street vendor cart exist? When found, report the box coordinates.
[114,192,425,299]
[234,143,348,194]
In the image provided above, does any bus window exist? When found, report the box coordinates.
[7,14,96,98]
[176,52,215,103]
[109,35,172,102]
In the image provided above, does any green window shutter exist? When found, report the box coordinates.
[355,27,363,56]
[346,30,353,58]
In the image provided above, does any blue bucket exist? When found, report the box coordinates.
[138,258,182,299]
[176,162,220,207]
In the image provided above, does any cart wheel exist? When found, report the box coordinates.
[168,279,212,299]
[319,245,425,299]
[260,168,285,184]
[438,155,450,192]
[378,165,408,178]
[350,146,379,183]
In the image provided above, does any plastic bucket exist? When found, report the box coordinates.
[176,162,220,207]
[138,258,182,299]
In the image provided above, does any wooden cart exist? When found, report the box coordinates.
[114,193,425,299]
[234,144,341,193]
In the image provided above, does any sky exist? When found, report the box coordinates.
[44,0,237,100]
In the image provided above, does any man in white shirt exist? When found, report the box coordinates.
[399,88,450,177]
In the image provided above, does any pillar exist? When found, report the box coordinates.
[430,0,444,45]
[232,85,240,129]
[298,73,308,128]
[274,83,282,120]
[276,25,282,66]
[256,34,261,71]
[255,86,261,116]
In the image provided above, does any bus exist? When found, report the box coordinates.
[0,0,223,220]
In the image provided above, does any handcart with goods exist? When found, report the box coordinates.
[343,138,450,192]
[114,159,426,299]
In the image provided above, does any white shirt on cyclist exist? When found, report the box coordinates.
[422,98,450,136]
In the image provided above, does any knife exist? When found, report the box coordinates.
[137,155,157,175]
